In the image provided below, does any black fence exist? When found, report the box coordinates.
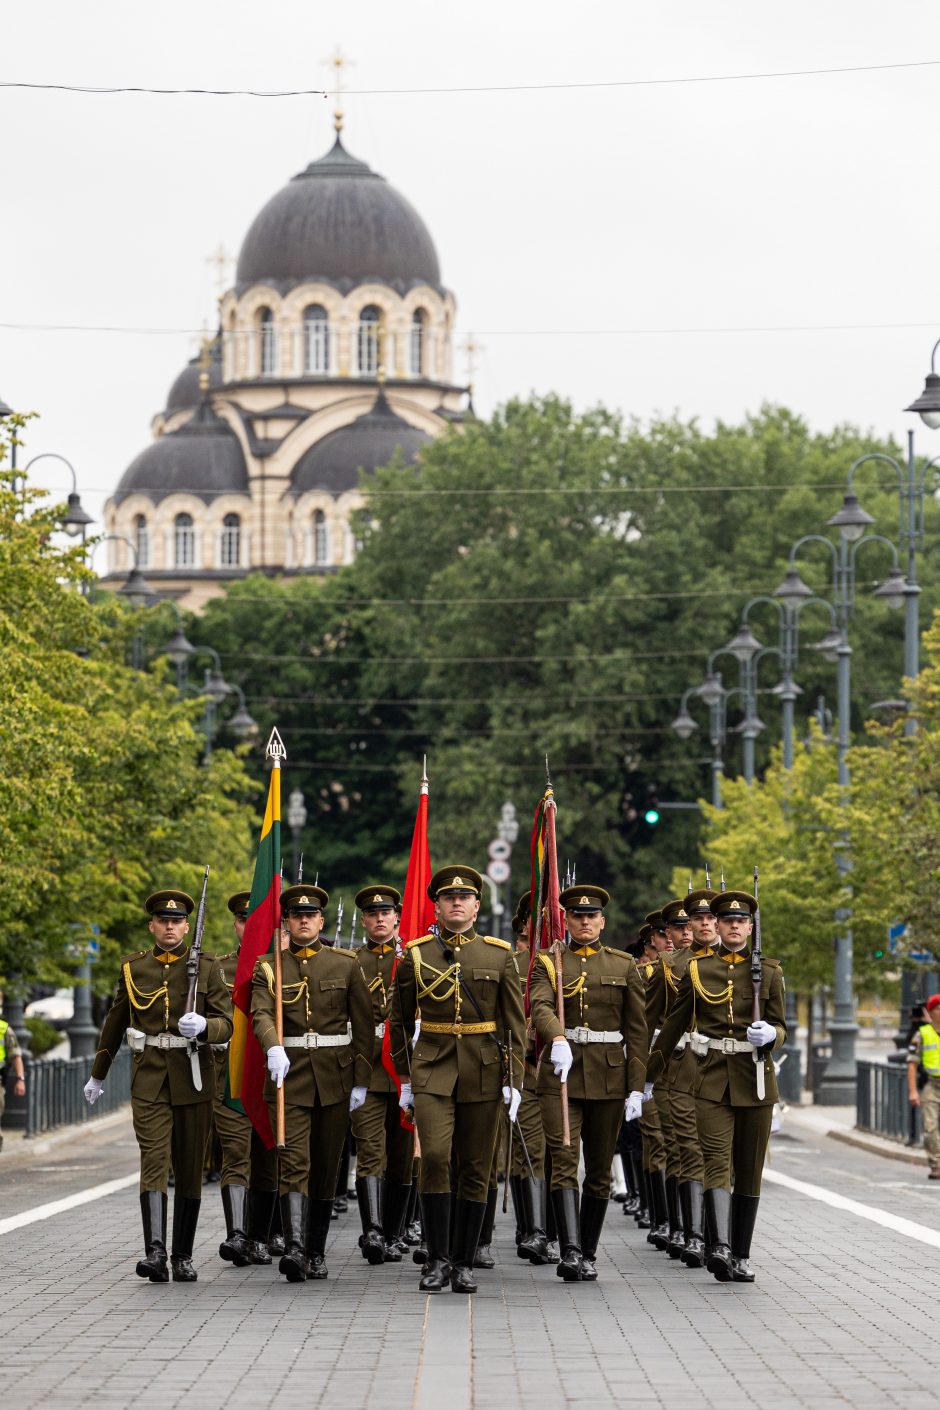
[22,1046,132,1138]
[856,1058,922,1146]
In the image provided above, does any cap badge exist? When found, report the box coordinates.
[453,876,463,886]
[300,894,309,904]
[729,900,742,910]
[678,909,688,920]
[373,893,383,904]
[166,899,178,909]
[579,895,589,905]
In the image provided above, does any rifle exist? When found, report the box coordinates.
[349,908,357,948]
[705,860,711,889]
[184,865,210,1093]
[333,897,345,948]
[752,864,765,1100]
[297,852,304,884]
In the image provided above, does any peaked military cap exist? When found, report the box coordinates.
[686,887,719,915]
[560,884,610,914]
[638,923,653,945]
[427,865,483,900]
[227,890,251,918]
[662,899,692,927]
[354,885,402,912]
[645,909,665,932]
[710,890,757,919]
[146,889,194,918]
[280,884,329,914]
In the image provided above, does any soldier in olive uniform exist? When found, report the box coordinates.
[389,865,526,1294]
[251,884,373,1283]
[637,909,673,1249]
[647,889,785,1283]
[351,884,414,1264]
[84,890,233,1282]
[529,885,648,1282]
[212,891,279,1266]
[508,891,552,1264]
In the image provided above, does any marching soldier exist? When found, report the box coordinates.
[632,924,665,1233]
[351,884,415,1264]
[389,865,526,1294]
[212,891,279,1266]
[638,908,675,1250]
[251,884,373,1283]
[647,889,785,1283]
[529,885,648,1281]
[83,889,232,1282]
[508,891,552,1264]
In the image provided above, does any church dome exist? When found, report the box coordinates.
[165,341,223,413]
[236,136,442,291]
[114,401,249,504]
[291,390,431,496]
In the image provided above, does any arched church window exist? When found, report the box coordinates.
[303,304,330,374]
[313,509,329,565]
[175,513,195,569]
[357,305,381,377]
[220,513,240,568]
[410,309,427,376]
[258,307,278,376]
[134,513,150,568]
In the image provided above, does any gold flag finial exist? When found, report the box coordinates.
[321,45,355,134]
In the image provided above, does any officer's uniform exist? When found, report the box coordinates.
[389,864,526,1294]
[351,884,415,1263]
[647,889,785,1283]
[529,885,649,1281]
[90,889,233,1282]
[251,884,373,1281]
[212,891,278,1266]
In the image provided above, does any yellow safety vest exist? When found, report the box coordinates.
[919,1023,940,1076]
[0,1019,7,1064]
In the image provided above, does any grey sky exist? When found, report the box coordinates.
[3,0,939,532]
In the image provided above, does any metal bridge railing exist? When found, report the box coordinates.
[856,1058,922,1146]
[23,1046,131,1137]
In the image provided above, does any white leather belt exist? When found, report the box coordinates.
[374,1022,386,1039]
[673,1033,690,1054]
[565,1026,623,1044]
[284,1033,352,1049]
[691,1034,752,1056]
[128,1030,190,1051]
[211,1041,230,1053]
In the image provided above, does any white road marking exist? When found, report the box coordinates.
[765,1167,940,1249]
[0,1173,138,1235]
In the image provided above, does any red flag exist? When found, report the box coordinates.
[525,784,564,1005]
[381,761,434,1106]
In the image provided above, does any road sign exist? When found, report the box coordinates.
[488,839,511,862]
[910,951,934,964]
[487,859,511,884]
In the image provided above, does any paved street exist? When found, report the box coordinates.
[2,1113,940,1410]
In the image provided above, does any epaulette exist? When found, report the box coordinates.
[536,950,557,991]
[123,949,149,965]
[602,945,629,960]
[761,956,781,969]
[483,935,511,951]
[406,934,436,948]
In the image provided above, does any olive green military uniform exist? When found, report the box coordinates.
[352,939,414,1185]
[666,941,714,1184]
[643,953,681,1179]
[92,943,232,1197]
[213,950,277,1189]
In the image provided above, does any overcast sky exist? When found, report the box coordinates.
[3,0,940,532]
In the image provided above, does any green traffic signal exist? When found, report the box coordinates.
[644,808,660,825]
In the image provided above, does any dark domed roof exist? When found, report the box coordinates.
[114,401,249,505]
[236,136,442,291]
[291,391,430,497]
[165,341,223,413]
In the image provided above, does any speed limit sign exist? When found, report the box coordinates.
[487,859,510,884]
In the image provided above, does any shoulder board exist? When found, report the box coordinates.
[329,947,357,960]
[483,935,511,951]
[602,945,628,960]
[124,949,149,964]
[406,935,435,948]
[760,956,781,969]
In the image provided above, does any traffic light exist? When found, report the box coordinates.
[643,787,660,827]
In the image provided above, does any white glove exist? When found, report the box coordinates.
[502,1086,522,1122]
[643,1081,654,1102]
[550,1038,573,1083]
[84,1077,104,1106]
[411,1019,421,1049]
[349,1085,368,1112]
[624,1090,644,1122]
[747,1020,777,1048]
[399,1081,414,1111]
[178,1011,207,1039]
[266,1044,290,1087]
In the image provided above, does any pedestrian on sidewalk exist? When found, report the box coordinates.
[0,997,26,1154]
[907,994,940,1180]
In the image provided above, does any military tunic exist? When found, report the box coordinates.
[636,958,666,1175]
[662,943,715,1184]
[529,942,648,1197]
[643,954,681,1181]
[92,943,233,1196]
[351,941,415,1184]
[647,946,786,1195]
[388,927,526,1202]
[251,940,373,1198]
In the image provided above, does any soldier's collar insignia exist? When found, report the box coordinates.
[154,949,182,964]
[572,944,598,956]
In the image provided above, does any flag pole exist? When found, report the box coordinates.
[544,761,571,1148]
[267,727,287,1151]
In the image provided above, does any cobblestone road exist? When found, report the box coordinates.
[2,1113,939,1410]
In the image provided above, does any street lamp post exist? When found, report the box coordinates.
[22,453,94,541]
[287,789,308,883]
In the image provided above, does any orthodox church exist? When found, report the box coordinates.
[103,111,468,610]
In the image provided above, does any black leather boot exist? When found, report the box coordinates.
[246,1188,275,1264]
[418,1192,451,1292]
[519,1177,550,1264]
[383,1181,411,1262]
[170,1196,201,1282]
[268,1194,285,1257]
[665,1176,686,1259]
[578,1193,608,1281]
[509,1175,527,1254]
[544,1179,560,1262]
[305,1198,334,1279]
[403,1179,421,1244]
[680,1180,705,1268]
[634,1168,652,1228]
[219,1184,251,1266]
[136,1191,169,1282]
[647,1169,670,1250]
[731,1192,760,1282]
[278,1193,307,1282]
[356,1176,387,1265]
[621,1149,640,1215]
[452,1197,487,1292]
[704,1188,733,1282]
[473,1187,497,1269]
[551,1187,584,1282]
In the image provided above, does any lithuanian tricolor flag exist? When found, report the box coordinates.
[525,783,564,1011]
[226,751,282,1147]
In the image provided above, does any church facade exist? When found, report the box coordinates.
[104,125,467,610]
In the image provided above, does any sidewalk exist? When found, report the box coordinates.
[783,1099,927,1167]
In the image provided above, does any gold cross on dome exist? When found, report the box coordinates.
[321,45,355,134]
[206,244,233,303]
[459,333,483,392]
